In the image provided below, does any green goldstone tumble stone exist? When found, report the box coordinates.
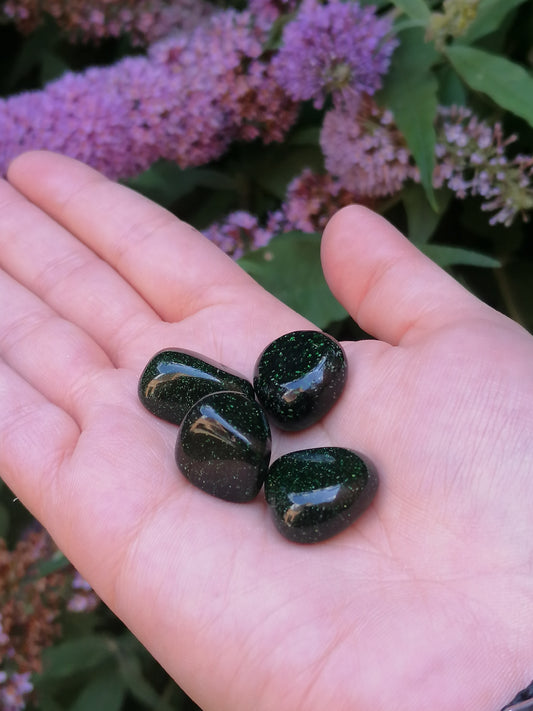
[138,349,255,425]
[175,391,272,502]
[253,330,347,431]
[265,447,378,543]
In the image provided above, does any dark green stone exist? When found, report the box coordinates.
[253,330,347,431]
[175,391,272,502]
[138,349,255,425]
[264,447,378,543]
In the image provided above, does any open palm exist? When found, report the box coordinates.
[1,152,532,711]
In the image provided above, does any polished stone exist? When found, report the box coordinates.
[175,391,272,502]
[264,447,378,543]
[138,349,255,425]
[253,330,347,431]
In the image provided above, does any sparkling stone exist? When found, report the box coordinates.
[138,349,255,425]
[264,447,378,543]
[175,391,272,502]
[253,330,347,431]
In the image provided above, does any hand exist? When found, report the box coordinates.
[1,151,532,711]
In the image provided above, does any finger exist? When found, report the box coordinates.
[321,205,492,345]
[0,356,79,520]
[0,176,159,364]
[0,267,115,424]
[7,151,264,323]
[0,347,185,596]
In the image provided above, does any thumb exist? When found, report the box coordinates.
[321,205,488,345]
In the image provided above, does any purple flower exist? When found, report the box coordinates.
[271,0,397,109]
[0,672,33,711]
[277,169,352,233]
[0,526,99,711]
[0,9,297,179]
[67,572,99,612]
[202,211,273,259]
[434,106,533,226]
[234,59,299,145]
[320,99,417,197]
[0,58,169,179]
[320,99,533,225]
[2,0,214,45]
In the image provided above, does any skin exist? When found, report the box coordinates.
[0,151,532,711]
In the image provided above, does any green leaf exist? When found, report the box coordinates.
[40,51,70,84]
[125,161,236,208]
[359,0,391,8]
[238,232,347,328]
[389,0,431,22]
[499,261,533,333]
[437,64,468,106]
[35,690,65,711]
[379,29,439,209]
[69,672,125,711]
[287,125,321,147]
[41,636,115,680]
[5,17,62,90]
[117,652,160,708]
[250,145,324,200]
[0,503,9,538]
[263,11,296,50]
[421,244,500,268]
[461,0,529,43]
[445,46,533,129]
[403,185,452,244]
[34,550,70,578]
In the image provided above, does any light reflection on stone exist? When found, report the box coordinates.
[189,405,253,449]
[280,355,328,403]
[284,484,342,524]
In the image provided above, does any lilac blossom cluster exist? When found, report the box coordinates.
[67,572,100,613]
[319,99,533,225]
[203,103,533,257]
[271,0,397,111]
[320,98,418,197]
[266,169,360,233]
[203,211,272,260]
[0,0,395,183]
[0,9,298,179]
[1,0,214,45]
[0,668,33,711]
[434,106,533,226]
[0,608,33,711]
[0,528,99,711]
[2,0,532,234]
